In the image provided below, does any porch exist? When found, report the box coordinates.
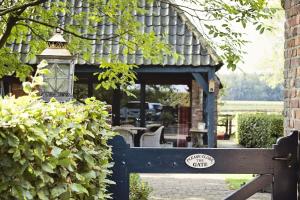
[75,65,221,148]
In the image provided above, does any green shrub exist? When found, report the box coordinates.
[0,66,115,200]
[130,174,152,200]
[237,113,283,148]
[0,95,115,199]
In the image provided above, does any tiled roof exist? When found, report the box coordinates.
[11,0,221,67]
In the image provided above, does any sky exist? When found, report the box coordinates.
[217,1,285,75]
[175,0,285,75]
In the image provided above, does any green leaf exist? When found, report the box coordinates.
[84,171,97,182]
[59,150,71,158]
[7,135,19,147]
[51,146,62,158]
[37,60,48,69]
[37,190,49,200]
[38,69,51,75]
[84,153,95,166]
[256,24,262,30]
[22,82,32,94]
[41,163,55,173]
[51,185,67,198]
[58,158,73,167]
[70,183,89,195]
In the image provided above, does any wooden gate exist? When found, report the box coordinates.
[108,131,299,200]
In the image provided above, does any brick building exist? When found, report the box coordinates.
[284,0,300,134]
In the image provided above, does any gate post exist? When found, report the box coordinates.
[272,131,298,199]
[108,136,130,200]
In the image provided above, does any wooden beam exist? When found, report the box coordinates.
[136,73,192,85]
[192,73,208,94]
[207,68,216,147]
[225,175,273,200]
[135,66,210,73]
[110,136,274,174]
[75,65,212,74]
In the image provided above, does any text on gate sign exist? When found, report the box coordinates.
[185,154,215,169]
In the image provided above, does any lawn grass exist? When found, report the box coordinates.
[225,174,254,190]
[219,100,283,114]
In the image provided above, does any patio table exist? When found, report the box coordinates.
[112,126,147,147]
[113,126,146,133]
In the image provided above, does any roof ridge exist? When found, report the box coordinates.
[165,0,221,64]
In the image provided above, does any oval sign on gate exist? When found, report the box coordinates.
[185,154,215,169]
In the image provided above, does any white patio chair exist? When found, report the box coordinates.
[140,126,164,147]
[114,127,134,147]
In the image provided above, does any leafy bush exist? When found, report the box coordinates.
[238,113,283,148]
[0,66,115,199]
[130,174,152,200]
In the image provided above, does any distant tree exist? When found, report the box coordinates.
[255,0,285,87]
[221,73,283,101]
[145,85,189,106]
[119,85,189,106]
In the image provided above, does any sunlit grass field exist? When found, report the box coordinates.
[218,101,283,114]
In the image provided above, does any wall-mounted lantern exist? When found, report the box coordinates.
[209,79,215,93]
[37,29,75,102]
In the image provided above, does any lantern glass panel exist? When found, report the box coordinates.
[44,78,56,92]
[57,78,69,93]
[43,63,71,94]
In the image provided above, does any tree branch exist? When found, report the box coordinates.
[0,18,14,48]
[17,17,129,42]
[0,0,46,16]
[17,22,47,42]
[0,13,21,49]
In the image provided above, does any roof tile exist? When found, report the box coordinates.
[12,0,221,67]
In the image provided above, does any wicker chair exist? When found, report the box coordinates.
[140,126,164,147]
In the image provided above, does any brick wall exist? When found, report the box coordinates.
[191,79,219,134]
[191,80,203,128]
[284,0,300,134]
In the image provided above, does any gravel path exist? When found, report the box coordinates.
[140,174,271,200]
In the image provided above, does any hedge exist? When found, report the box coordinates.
[237,113,283,148]
[0,90,115,199]
[130,174,152,200]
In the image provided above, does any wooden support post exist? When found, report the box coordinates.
[112,87,121,126]
[108,136,130,200]
[272,131,298,199]
[207,68,216,147]
[229,116,232,135]
[87,75,93,97]
[140,82,146,127]
[3,77,10,95]
[133,82,146,147]
[192,71,216,147]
